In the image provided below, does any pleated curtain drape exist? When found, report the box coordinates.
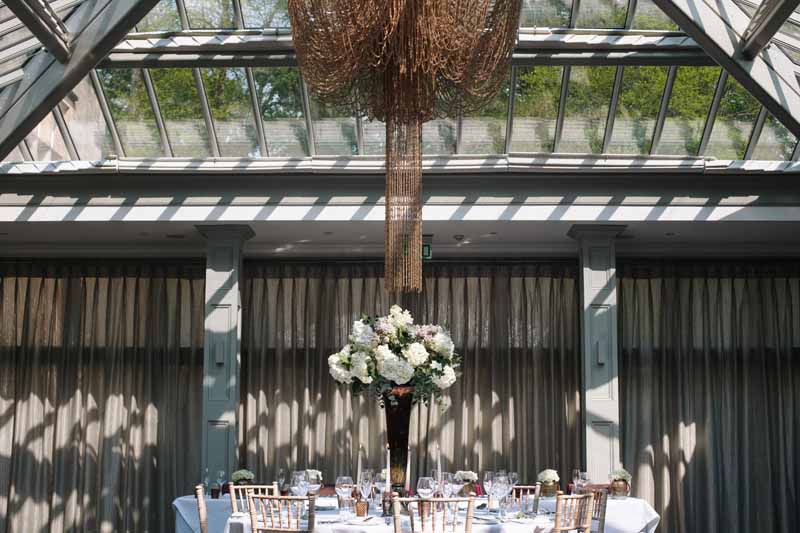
[239,261,582,485]
[0,261,205,533]
[618,261,800,533]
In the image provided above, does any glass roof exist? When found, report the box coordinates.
[1,0,798,163]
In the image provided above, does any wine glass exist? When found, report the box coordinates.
[307,470,323,496]
[277,468,287,493]
[373,470,387,505]
[416,477,435,499]
[291,471,309,497]
[358,469,374,501]
[571,469,581,493]
[336,476,355,520]
[492,474,510,519]
[440,472,454,497]
[508,472,518,487]
[483,471,494,503]
[579,471,590,492]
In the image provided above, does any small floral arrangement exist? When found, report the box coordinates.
[328,305,461,410]
[609,468,632,484]
[455,471,478,482]
[231,469,255,484]
[537,469,560,483]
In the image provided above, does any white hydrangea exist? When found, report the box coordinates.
[388,305,414,330]
[430,360,442,371]
[377,353,415,384]
[350,320,377,347]
[375,317,398,340]
[328,354,352,384]
[431,331,455,358]
[403,342,429,367]
[374,344,394,363]
[432,365,457,389]
[350,351,373,384]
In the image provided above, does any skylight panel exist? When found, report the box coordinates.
[96,68,165,157]
[309,99,357,156]
[240,0,290,29]
[705,76,761,159]
[58,77,114,160]
[575,0,627,28]
[150,68,212,157]
[25,112,69,160]
[560,66,615,153]
[630,0,678,30]
[136,0,181,32]
[654,66,719,156]
[520,0,573,27]
[202,68,260,157]
[511,66,563,153]
[183,0,236,29]
[252,67,309,157]
[607,66,669,155]
[751,113,798,160]
[460,73,510,155]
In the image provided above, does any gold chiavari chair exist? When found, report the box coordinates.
[246,493,317,533]
[230,483,280,513]
[195,485,208,533]
[512,484,541,514]
[552,491,594,533]
[589,488,608,533]
[392,495,475,533]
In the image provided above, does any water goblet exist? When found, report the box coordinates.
[277,468,287,493]
[307,470,323,496]
[336,475,355,520]
[358,469,374,501]
[483,471,494,506]
[416,477,436,499]
[291,471,309,497]
[374,470,387,506]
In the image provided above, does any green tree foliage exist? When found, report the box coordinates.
[514,66,563,151]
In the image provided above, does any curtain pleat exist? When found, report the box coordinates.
[0,261,205,533]
[240,261,581,485]
[619,261,800,533]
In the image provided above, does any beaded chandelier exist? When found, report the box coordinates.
[288,0,521,292]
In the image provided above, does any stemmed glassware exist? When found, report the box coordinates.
[416,477,435,499]
[291,471,309,497]
[277,469,287,493]
[373,470,387,506]
[336,475,355,520]
[572,469,581,494]
[491,474,511,521]
[483,471,494,506]
[358,469,374,502]
[307,470,323,496]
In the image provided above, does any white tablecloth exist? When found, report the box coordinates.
[173,495,659,533]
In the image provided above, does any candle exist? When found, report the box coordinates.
[357,444,363,482]
[385,444,391,490]
[404,446,411,494]
[436,444,441,482]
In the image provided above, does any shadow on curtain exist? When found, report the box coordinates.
[0,260,205,533]
[239,260,582,485]
[619,260,800,533]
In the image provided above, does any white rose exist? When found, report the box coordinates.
[350,321,377,347]
[432,332,455,358]
[378,353,414,384]
[350,351,373,384]
[403,342,429,367]
[432,365,456,389]
[374,344,394,362]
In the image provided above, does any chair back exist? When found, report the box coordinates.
[194,485,208,533]
[230,483,280,513]
[590,488,608,533]
[246,493,316,533]
[392,495,475,533]
[553,491,593,532]
[512,484,540,514]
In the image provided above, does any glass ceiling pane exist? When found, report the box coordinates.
[655,66,719,156]
[2,145,24,163]
[201,68,260,157]
[252,67,309,157]
[150,68,211,157]
[631,0,678,30]
[241,0,290,28]
[575,0,627,28]
[184,0,236,29]
[310,100,357,156]
[25,112,69,161]
[520,0,572,27]
[423,118,457,155]
[362,118,385,156]
[705,76,761,159]
[607,66,669,155]
[59,78,114,160]
[136,0,181,32]
[96,68,164,157]
[512,66,563,152]
[751,114,797,160]
[560,66,616,153]
[460,74,510,154]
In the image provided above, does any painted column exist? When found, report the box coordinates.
[568,224,626,482]
[196,224,254,479]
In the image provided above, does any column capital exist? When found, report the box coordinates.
[567,224,627,242]
[195,224,255,243]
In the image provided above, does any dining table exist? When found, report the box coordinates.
[169,494,660,533]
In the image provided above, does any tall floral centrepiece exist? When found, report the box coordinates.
[328,305,460,493]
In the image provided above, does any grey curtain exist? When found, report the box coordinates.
[240,261,581,485]
[0,261,205,533]
[619,261,800,533]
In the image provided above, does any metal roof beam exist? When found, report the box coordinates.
[0,0,161,159]
[741,0,800,59]
[652,0,800,137]
[5,0,71,62]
